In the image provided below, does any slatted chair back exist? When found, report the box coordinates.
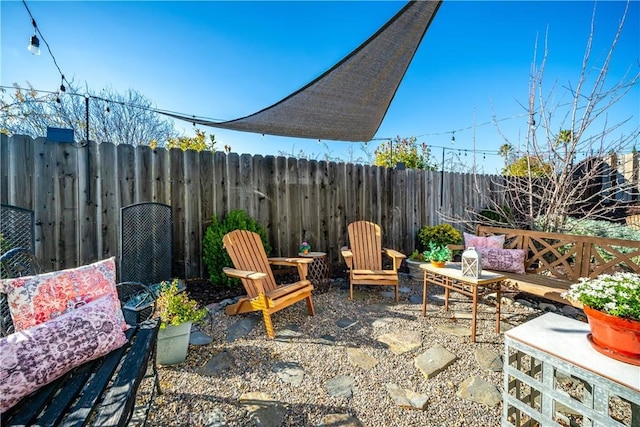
[348,221,383,270]
[223,230,278,298]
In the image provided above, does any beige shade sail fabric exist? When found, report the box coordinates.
[161,0,442,142]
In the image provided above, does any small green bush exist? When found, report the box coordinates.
[417,223,462,251]
[478,206,512,224]
[202,210,271,287]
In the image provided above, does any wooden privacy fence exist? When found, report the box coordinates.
[2,134,503,278]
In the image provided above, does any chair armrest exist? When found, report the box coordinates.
[341,247,353,270]
[448,244,464,251]
[222,267,268,280]
[267,258,311,281]
[383,248,406,260]
[268,257,313,266]
[382,248,406,271]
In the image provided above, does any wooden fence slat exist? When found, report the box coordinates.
[170,148,185,278]
[98,142,118,262]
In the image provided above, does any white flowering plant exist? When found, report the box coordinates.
[562,272,640,321]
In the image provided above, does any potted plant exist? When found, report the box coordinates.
[406,250,427,280]
[299,241,311,255]
[155,279,208,365]
[423,242,452,268]
[562,272,640,365]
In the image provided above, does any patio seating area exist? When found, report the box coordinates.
[140,273,570,426]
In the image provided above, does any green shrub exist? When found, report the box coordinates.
[478,206,512,224]
[202,210,271,287]
[417,224,462,251]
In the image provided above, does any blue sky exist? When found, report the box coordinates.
[1,0,639,173]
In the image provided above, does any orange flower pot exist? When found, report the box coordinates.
[430,261,446,268]
[584,305,640,366]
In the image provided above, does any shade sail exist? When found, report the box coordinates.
[162,0,442,142]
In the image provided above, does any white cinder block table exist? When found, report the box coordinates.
[503,312,639,427]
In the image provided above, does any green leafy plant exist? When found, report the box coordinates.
[409,250,426,261]
[154,279,208,329]
[562,272,640,321]
[423,242,452,263]
[299,241,311,253]
[417,224,462,251]
[203,210,271,287]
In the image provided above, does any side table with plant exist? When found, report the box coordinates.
[423,242,452,268]
[562,272,640,365]
[155,279,208,365]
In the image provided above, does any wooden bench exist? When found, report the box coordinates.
[475,225,640,306]
[0,283,161,426]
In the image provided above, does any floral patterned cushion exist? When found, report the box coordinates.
[0,257,125,331]
[464,232,505,249]
[477,247,526,274]
[0,295,128,413]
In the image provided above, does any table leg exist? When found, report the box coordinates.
[496,283,502,333]
[444,278,450,312]
[422,271,428,317]
[471,284,478,343]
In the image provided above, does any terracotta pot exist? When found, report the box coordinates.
[430,260,446,268]
[583,305,640,365]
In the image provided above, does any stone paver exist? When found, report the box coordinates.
[325,375,355,398]
[346,347,378,370]
[272,361,304,387]
[414,345,457,379]
[317,414,364,426]
[336,317,358,329]
[198,349,235,377]
[385,383,429,410]
[435,324,472,337]
[190,329,213,346]
[377,330,422,354]
[474,348,502,372]
[227,316,260,342]
[239,392,287,427]
[456,376,501,407]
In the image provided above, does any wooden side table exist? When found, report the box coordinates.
[298,251,330,293]
[420,262,505,342]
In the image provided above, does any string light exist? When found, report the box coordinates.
[451,131,455,144]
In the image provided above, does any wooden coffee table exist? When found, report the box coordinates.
[420,262,506,342]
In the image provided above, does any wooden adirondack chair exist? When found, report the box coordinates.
[341,221,406,302]
[222,230,315,339]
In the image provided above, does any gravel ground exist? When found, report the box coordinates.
[142,274,549,427]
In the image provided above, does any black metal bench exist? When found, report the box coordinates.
[0,252,161,426]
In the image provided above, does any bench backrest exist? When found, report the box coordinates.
[476,226,640,281]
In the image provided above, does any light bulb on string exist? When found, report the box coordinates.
[27,18,40,55]
[451,131,456,144]
[59,75,66,93]
[28,34,40,55]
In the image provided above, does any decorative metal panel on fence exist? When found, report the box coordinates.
[2,134,637,280]
[120,202,173,284]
